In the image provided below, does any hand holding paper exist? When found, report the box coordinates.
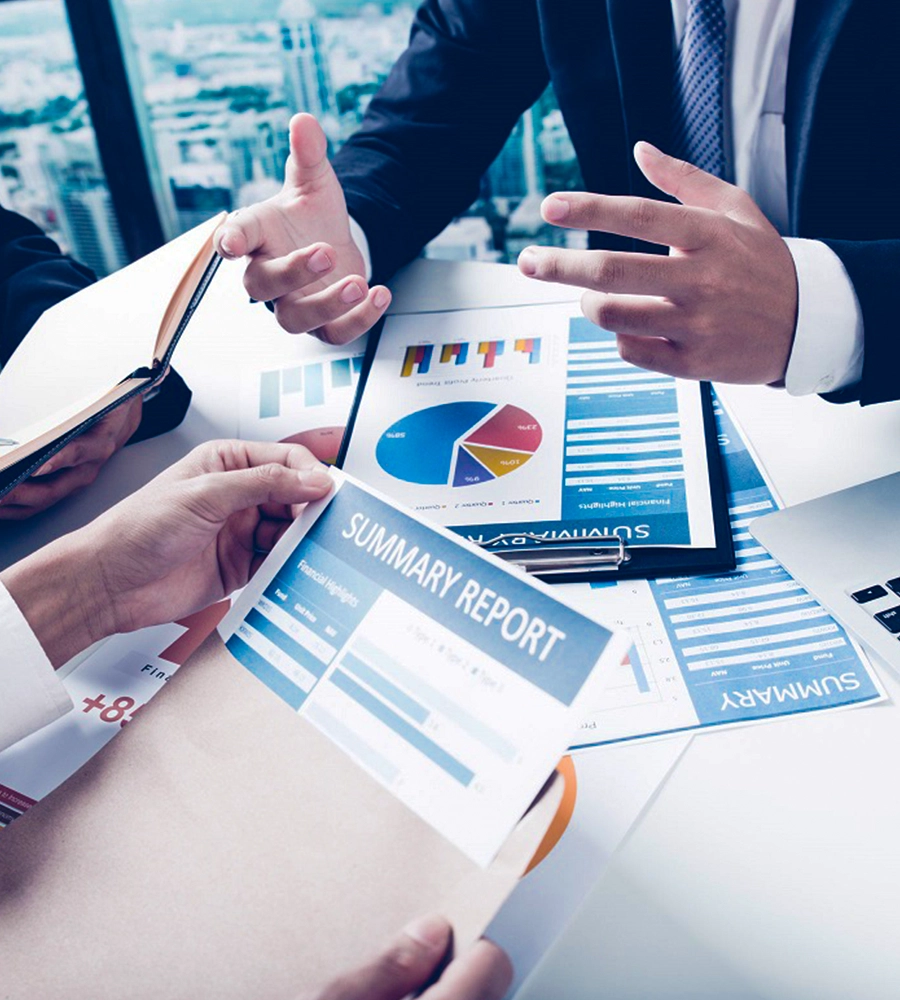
[1,440,332,668]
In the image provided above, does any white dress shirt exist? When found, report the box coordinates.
[354,0,864,396]
[0,580,72,753]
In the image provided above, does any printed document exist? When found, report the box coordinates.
[342,302,715,550]
[565,394,885,746]
[218,470,628,866]
[239,337,367,465]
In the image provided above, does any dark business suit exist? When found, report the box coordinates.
[332,0,899,405]
[0,205,190,440]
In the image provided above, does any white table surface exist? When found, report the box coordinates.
[5,258,900,998]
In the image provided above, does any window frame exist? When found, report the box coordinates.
[0,0,165,262]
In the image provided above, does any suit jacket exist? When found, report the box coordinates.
[332,0,899,405]
[0,205,191,441]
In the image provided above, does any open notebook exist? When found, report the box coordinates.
[0,214,223,498]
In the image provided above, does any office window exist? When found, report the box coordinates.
[111,0,585,262]
[0,0,128,275]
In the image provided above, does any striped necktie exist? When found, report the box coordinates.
[672,0,729,178]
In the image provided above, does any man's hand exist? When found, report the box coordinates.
[307,915,512,1000]
[1,440,332,667]
[0,395,143,521]
[215,113,391,344]
[517,141,798,384]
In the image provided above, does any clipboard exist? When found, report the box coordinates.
[337,317,734,584]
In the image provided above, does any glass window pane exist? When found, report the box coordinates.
[112,0,583,262]
[0,0,128,275]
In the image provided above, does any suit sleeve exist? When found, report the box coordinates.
[0,206,95,366]
[330,0,550,282]
[0,204,192,441]
[820,239,900,406]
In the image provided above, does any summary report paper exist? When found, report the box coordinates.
[218,471,628,866]
[343,302,716,551]
[565,396,885,745]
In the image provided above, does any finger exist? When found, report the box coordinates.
[273,276,372,336]
[581,290,684,339]
[215,211,257,260]
[38,429,118,474]
[317,915,451,1000]
[243,243,336,302]
[168,440,325,481]
[284,112,332,190]
[37,401,141,476]
[310,286,391,346]
[616,332,694,379]
[180,462,332,525]
[541,191,712,250]
[253,517,290,555]
[0,462,102,516]
[518,246,694,300]
[423,940,513,1000]
[633,141,756,220]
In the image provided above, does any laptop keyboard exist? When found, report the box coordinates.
[849,578,900,637]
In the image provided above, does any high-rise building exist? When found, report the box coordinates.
[43,154,128,277]
[279,0,335,122]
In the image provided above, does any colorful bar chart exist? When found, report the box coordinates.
[401,344,434,377]
[401,339,543,376]
[514,338,542,364]
[477,340,504,368]
[440,342,469,366]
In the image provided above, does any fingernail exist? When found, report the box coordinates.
[403,914,450,951]
[308,247,332,273]
[34,461,54,476]
[341,281,364,304]
[637,140,665,158]
[373,287,390,309]
[543,197,569,223]
[218,230,237,257]
[518,248,538,276]
[299,467,332,489]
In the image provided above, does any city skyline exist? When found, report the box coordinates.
[0,0,585,275]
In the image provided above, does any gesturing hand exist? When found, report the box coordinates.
[518,141,798,384]
[307,915,512,1000]
[215,113,391,344]
[0,395,143,521]
[2,440,332,667]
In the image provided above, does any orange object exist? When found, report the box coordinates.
[524,755,577,874]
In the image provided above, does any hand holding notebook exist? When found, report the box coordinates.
[0,215,224,500]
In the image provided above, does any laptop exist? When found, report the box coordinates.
[750,471,900,671]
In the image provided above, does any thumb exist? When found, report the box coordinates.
[285,112,332,189]
[634,141,752,217]
[316,915,451,1000]
[182,463,332,525]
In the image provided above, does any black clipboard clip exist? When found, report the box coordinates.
[474,532,631,576]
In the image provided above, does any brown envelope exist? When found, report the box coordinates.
[0,633,562,999]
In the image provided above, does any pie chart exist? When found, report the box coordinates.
[376,402,542,487]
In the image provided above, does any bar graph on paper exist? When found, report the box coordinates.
[258,355,364,420]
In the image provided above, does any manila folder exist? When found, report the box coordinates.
[0,633,562,999]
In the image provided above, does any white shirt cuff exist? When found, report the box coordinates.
[348,215,373,282]
[0,581,73,753]
[783,238,864,396]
